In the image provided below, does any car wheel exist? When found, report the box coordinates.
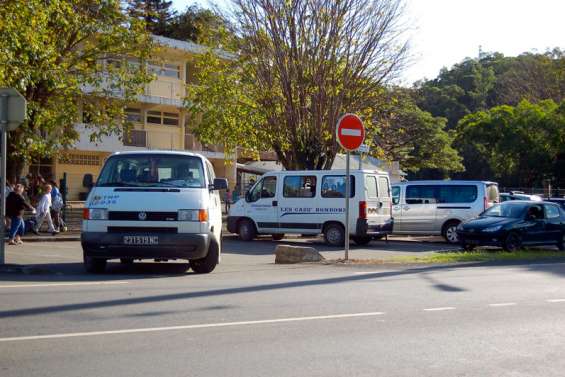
[272,234,284,241]
[442,221,460,244]
[238,219,256,241]
[352,236,371,246]
[503,232,522,252]
[83,251,106,273]
[324,223,345,246]
[191,238,219,274]
[558,233,565,251]
[120,258,134,264]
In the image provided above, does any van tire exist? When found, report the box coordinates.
[324,223,345,246]
[190,238,219,274]
[83,251,106,274]
[238,219,256,241]
[442,220,461,244]
[272,234,284,241]
[352,236,371,246]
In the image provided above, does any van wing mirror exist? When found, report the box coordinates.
[211,178,228,191]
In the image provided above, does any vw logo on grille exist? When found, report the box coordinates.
[138,212,147,221]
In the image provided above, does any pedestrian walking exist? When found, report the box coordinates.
[34,184,59,235]
[6,184,35,245]
[49,180,65,231]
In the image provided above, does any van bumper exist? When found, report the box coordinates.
[81,232,210,260]
[356,218,394,237]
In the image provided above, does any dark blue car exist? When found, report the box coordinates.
[457,201,565,251]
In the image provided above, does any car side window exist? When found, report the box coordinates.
[406,185,437,205]
[284,176,316,198]
[261,176,277,198]
[545,204,560,219]
[526,205,544,220]
[392,186,400,205]
[247,179,264,202]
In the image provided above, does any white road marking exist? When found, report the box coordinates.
[547,299,565,303]
[0,312,385,343]
[340,128,362,137]
[423,307,456,312]
[0,281,129,289]
[489,303,517,307]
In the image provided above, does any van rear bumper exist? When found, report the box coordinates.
[356,218,394,236]
[81,232,209,260]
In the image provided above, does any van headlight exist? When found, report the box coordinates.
[178,209,208,222]
[84,208,108,220]
[483,225,502,233]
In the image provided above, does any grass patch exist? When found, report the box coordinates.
[335,249,565,265]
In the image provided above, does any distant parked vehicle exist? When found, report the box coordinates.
[391,180,500,244]
[457,201,565,251]
[500,191,543,202]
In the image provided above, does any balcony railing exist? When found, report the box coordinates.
[123,130,147,147]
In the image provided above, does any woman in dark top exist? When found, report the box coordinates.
[6,184,35,245]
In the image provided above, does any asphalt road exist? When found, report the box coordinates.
[1,239,565,376]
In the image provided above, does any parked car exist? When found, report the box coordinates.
[391,180,500,244]
[81,151,228,274]
[500,192,543,202]
[457,201,565,251]
[227,169,394,246]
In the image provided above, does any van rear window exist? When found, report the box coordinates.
[97,154,206,188]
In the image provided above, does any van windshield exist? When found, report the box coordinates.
[97,154,206,188]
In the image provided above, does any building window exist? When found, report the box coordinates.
[146,111,179,126]
[59,154,100,166]
[125,108,142,123]
[148,61,181,79]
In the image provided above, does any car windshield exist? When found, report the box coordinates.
[97,154,206,188]
[481,202,527,218]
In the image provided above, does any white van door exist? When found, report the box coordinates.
[376,175,392,222]
[205,161,222,237]
[246,176,279,233]
[402,185,437,233]
[277,174,321,234]
[391,185,403,231]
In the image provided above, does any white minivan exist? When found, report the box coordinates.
[81,151,227,274]
[227,169,394,246]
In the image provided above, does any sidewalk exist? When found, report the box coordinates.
[4,231,81,243]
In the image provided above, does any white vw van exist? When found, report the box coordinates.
[81,151,227,274]
[227,169,394,246]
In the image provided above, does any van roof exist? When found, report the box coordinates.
[111,150,205,159]
[263,169,389,176]
[394,180,497,186]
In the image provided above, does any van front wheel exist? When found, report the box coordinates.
[83,251,107,274]
[324,223,345,246]
[191,239,219,274]
[238,219,256,241]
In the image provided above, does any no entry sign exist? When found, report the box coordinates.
[336,113,365,151]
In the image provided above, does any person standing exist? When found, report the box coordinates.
[225,188,232,213]
[6,184,35,245]
[49,180,64,231]
[34,184,58,235]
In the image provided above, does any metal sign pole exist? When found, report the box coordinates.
[345,150,350,260]
[0,94,8,264]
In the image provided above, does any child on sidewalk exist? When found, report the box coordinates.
[34,184,59,235]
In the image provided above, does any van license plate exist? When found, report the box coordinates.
[123,236,159,245]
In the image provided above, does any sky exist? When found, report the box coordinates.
[172,0,565,85]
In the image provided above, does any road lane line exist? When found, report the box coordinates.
[488,303,517,307]
[423,307,456,312]
[0,281,130,289]
[547,299,565,303]
[0,312,385,343]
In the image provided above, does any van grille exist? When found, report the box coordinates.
[107,227,178,234]
[108,211,178,221]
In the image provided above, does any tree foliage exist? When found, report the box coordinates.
[0,0,153,177]
[455,100,565,187]
[189,0,409,170]
[372,89,463,174]
[126,0,175,36]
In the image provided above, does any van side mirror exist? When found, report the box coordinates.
[245,190,251,202]
[211,178,228,191]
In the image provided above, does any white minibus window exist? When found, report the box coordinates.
[378,177,390,198]
[283,176,316,198]
[322,175,355,198]
[365,176,378,198]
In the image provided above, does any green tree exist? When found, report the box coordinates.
[126,0,176,36]
[372,89,463,175]
[163,5,231,47]
[189,0,409,170]
[0,0,153,178]
[455,100,565,187]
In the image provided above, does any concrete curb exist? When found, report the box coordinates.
[5,235,81,243]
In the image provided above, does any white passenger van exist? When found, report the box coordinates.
[81,151,228,274]
[391,180,499,244]
[227,169,394,246]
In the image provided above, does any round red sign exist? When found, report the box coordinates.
[336,113,365,151]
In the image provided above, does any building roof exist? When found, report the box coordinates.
[152,35,236,60]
